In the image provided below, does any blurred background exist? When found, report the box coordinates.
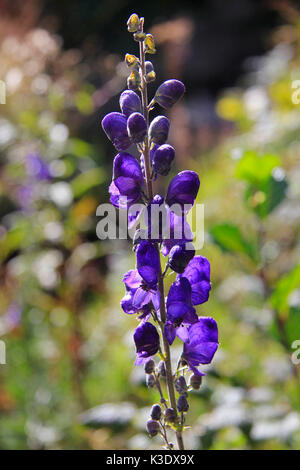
[0,0,300,450]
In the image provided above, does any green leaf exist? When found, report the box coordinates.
[67,138,94,158]
[244,175,288,219]
[235,151,281,186]
[210,223,256,260]
[271,264,300,313]
[71,167,105,197]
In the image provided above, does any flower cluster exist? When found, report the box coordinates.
[101,13,219,450]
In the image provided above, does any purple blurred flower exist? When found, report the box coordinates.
[154,79,185,109]
[178,256,211,305]
[127,112,147,143]
[109,152,144,208]
[26,153,51,181]
[166,277,197,327]
[151,144,175,176]
[149,116,170,145]
[134,321,160,365]
[166,170,200,210]
[136,240,160,288]
[182,317,218,376]
[168,243,195,273]
[119,90,141,117]
[101,112,132,151]
[121,269,159,316]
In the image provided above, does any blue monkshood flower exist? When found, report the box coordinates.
[149,116,170,145]
[166,170,200,211]
[151,144,175,176]
[136,240,160,288]
[119,90,141,117]
[101,112,132,151]
[109,152,144,208]
[146,194,168,242]
[127,112,147,143]
[182,317,219,376]
[166,277,197,327]
[178,256,211,305]
[26,153,52,181]
[154,79,185,109]
[134,321,160,365]
[121,269,159,316]
[168,243,195,273]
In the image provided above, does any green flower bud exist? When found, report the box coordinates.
[127,70,141,91]
[127,14,140,33]
[134,31,146,42]
[125,53,139,68]
[145,34,156,54]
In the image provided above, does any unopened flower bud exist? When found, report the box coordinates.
[177,395,189,413]
[145,61,156,83]
[150,404,162,420]
[119,90,141,118]
[127,14,140,33]
[164,407,177,423]
[151,144,175,176]
[146,374,156,388]
[190,374,202,390]
[145,34,156,54]
[158,360,166,377]
[134,31,146,42]
[127,112,147,143]
[144,358,155,374]
[101,112,131,151]
[127,70,141,91]
[154,79,185,109]
[147,418,160,437]
[149,116,170,145]
[125,53,139,68]
[175,376,188,395]
[168,243,195,274]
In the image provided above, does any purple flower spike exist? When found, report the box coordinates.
[151,144,175,176]
[101,112,132,151]
[109,152,143,208]
[149,116,170,145]
[168,243,195,274]
[166,170,200,211]
[161,209,194,255]
[154,79,185,109]
[183,317,219,376]
[178,256,211,305]
[121,269,159,316]
[127,112,147,143]
[134,321,160,365]
[119,90,141,117]
[136,240,160,288]
[166,277,197,326]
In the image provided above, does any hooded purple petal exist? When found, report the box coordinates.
[168,243,195,273]
[166,170,200,210]
[119,90,141,117]
[127,112,147,143]
[136,241,160,288]
[166,277,197,325]
[183,317,218,375]
[151,144,175,176]
[134,321,160,365]
[101,112,132,151]
[178,256,211,305]
[154,79,185,109]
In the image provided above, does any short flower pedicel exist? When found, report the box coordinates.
[101,14,219,450]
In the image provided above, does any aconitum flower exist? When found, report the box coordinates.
[146,194,167,242]
[166,170,200,210]
[161,209,194,255]
[166,277,197,326]
[109,152,143,208]
[149,116,170,145]
[151,144,175,176]
[119,90,141,117]
[121,269,159,315]
[182,317,219,376]
[136,240,160,288]
[154,79,185,109]
[101,112,131,151]
[168,243,195,273]
[134,321,160,365]
[178,256,211,305]
[127,112,147,143]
